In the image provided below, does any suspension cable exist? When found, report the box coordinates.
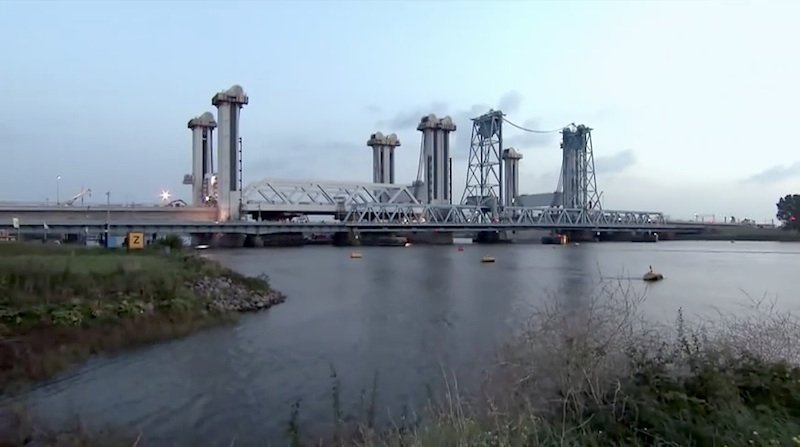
[502,117,566,134]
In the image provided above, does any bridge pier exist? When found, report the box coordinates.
[560,230,598,243]
[243,235,264,248]
[260,233,305,246]
[474,231,503,244]
[594,231,661,242]
[631,232,659,243]
[332,231,360,246]
[192,233,245,248]
[404,231,453,245]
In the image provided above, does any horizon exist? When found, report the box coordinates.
[1,0,798,222]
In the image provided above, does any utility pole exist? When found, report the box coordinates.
[105,191,111,247]
[238,136,244,216]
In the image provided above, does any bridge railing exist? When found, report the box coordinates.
[341,203,668,228]
[241,179,422,210]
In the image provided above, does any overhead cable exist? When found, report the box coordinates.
[502,117,567,134]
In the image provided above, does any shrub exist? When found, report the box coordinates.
[295,280,800,447]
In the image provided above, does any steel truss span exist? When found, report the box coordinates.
[342,203,666,229]
[241,179,420,213]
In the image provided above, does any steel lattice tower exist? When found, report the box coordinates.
[461,110,504,207]
[559,124,601,210]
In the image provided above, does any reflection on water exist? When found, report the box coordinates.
[5,241,800,445]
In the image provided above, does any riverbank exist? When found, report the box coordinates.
[0,243,285,393]
[25,285,796,447]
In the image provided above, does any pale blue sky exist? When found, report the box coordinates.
[1,0,798,221]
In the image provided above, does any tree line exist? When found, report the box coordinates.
[777,194,799,231]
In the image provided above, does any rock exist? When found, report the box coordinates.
[187,276,286,313]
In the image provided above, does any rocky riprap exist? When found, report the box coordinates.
[188,276,286,313]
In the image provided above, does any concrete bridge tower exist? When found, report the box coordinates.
[436,116,456,204]
[367,131,401,184]
[559,124,600,210]
[501,147,522,207]
[417,114,437,204]
[417,114,456,205]
[212,84,249,221]
[187,112,217,207]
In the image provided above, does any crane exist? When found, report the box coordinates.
[64,188,92,206]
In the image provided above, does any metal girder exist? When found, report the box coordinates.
[343,204,489,226]
[241,179,420,213]
[342,203,667,229]
[0,212,710,237]
[557,124,601,210]
[462,110,504,206]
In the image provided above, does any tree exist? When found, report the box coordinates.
[776,194,800,231]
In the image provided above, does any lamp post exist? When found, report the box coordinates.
[56,176,62,205]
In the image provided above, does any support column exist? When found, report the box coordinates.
[501,147,523,207]
[367,132,401,185]
[417,114,438,204]
[437,116,456,203]
[187,112,217,207]
[384,133,400,184]
[212,85,249,221]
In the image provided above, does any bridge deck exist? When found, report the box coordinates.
[0,203,728,236]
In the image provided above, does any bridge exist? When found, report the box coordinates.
[0,84,731,242]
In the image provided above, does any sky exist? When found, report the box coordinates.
[1,0,799,221]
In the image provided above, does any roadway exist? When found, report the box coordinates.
[0,205,217,225]
[0,203,731,237]
[0,219,714,237]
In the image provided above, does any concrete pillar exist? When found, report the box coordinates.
[417,114,439,204]
[502,147,523,207]
[367,132,384,183]
[187,112,217,207]
[384,133,400,184]
[367,132,401,185]
[212,85,249,221]
[438,116,456,203]
[418,115,457,205]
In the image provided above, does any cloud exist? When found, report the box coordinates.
[498,90,523,115]
[504,118,560,150]
[374,91,559,162]
[363,104,382,114]
[376,101,450,129]
[246,139,366,181]
[594,149,636,175]
[744,161,800,184]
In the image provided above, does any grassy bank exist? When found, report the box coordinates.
[0,242,283,393]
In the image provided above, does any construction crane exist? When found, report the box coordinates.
[64,188,92,206]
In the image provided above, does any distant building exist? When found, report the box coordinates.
[516,192,561,208]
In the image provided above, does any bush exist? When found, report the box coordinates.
[152,234,184,250]
[292,281,800,447]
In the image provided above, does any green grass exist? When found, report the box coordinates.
[0,242,273,394]
[0,253,178,274]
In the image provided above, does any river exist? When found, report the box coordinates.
[7,241,800,445]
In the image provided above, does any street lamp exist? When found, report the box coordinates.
[56,176,62,205]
